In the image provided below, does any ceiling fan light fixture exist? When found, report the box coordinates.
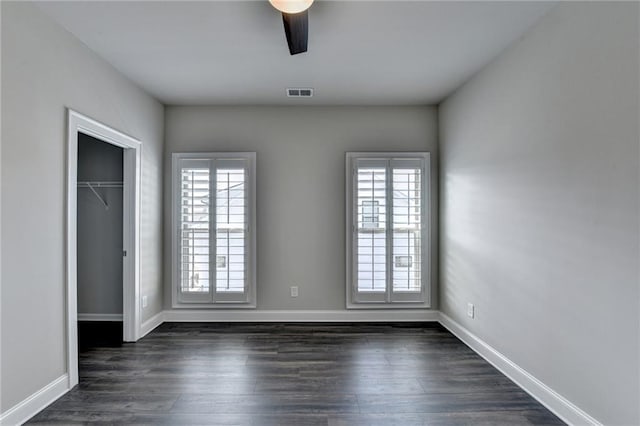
[269,0,314,14]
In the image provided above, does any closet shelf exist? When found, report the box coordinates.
[77,181,123,188]
[78,181,122,210]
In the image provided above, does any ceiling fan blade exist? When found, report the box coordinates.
[282,10,308,55]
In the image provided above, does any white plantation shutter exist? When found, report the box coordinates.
[214,160,249,303]
[355,159,387,303]
[347,153,430,307]
[178,160,211,303]
[390,158,424,302]
[173,153,256,306]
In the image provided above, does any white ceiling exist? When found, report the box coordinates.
[37,1,555,105]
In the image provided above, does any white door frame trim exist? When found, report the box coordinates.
[66,109,142,387]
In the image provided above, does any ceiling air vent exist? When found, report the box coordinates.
[287,88,314,98]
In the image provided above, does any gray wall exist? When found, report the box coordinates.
[1,2,164,412]
[165,106,438,311]
[439,3,639,425]
[77,134,123,316]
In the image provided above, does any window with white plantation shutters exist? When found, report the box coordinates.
[173,153,256,307]
[346,153,430,307]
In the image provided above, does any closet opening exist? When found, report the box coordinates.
[77,133,124,350]
[66,109,141,388]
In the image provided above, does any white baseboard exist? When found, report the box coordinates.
[163,309,440,322]
[77,313,123,321]
[438,313,601,426]
[140,310,165,338]
[0,374,69,426]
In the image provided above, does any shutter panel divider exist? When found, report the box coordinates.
[385,159,393,303]
[209,158,216,303]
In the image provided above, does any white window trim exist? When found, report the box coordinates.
[345,152,431,309]
[171,152,257,309]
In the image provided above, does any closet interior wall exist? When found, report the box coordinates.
[77,133,124,318]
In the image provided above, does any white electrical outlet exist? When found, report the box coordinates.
[467,303,475,318]
[290,286,298,297]
[142,295,148,308]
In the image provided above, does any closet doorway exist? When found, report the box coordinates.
[66,110,141,389]
[77,134,124,349]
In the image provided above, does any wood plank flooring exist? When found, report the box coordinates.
[29,322,564,425]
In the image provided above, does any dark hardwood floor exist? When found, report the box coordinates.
[29,322,564,425]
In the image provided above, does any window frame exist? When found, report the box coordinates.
[171,152,257,308]
[345,152,431,309]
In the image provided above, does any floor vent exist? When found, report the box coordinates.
[287,88,314,97]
